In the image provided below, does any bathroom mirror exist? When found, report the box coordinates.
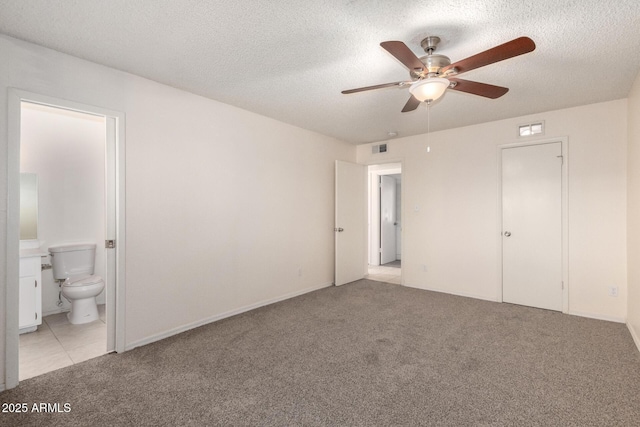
[20,173,38,240]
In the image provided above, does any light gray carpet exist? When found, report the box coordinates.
[2,279,640,426]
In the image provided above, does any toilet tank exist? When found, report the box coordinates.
[49,243,96,280]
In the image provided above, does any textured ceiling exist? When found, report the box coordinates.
[1,0,639,144]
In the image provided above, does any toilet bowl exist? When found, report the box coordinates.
[49,242,104,325]
[62,275,104,324]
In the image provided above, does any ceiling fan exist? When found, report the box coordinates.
[342,36,536,112]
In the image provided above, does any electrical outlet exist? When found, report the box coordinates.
[608,286,618,297]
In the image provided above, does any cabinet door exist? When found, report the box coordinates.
[19,276,37,329]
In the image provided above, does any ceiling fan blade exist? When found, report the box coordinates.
[401,95,421,112]
[448,78,509,99]
[380,41,426,73]
[341,81,410,94]
[442,37,535,75]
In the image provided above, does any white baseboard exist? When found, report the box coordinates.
[627,323,640,353]
[568,310,626,323]
[402,282,500,303]
[400,285,629,325]
[125,282,333,351]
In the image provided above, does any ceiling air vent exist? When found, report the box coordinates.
[372,143,388,154]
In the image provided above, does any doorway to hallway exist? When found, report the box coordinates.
[366,164,402,285]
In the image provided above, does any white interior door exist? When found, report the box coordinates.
[335,160,366,286]
[502,142,563,311]
[380,175,396,265]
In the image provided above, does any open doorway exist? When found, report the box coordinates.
[18,102,109,380]
[366,163,402,284]
[5,90,126,389]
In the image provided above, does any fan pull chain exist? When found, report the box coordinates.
[427,101,431,135]
[426,100,431,146]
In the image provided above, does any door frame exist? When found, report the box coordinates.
[364,159,404,284]
[368,164,402,266]
[496,137,569,312]
[5,89,127,389]
[379,174,398,265]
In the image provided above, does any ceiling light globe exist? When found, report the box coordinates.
[409,77,450,102]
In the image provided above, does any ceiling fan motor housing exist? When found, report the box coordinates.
[410,54,451,79]
[423,54,451,74]
[407,36,450,79]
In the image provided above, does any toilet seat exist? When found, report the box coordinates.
[64,274,103,287]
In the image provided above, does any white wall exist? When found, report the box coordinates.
[358,99,628,321]
[0,35,355,388]
[627,71,640,347]
[20,103,107,314]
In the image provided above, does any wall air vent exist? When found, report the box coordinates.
[372,143,388,154]
[518,121,544,137]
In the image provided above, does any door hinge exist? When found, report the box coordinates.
[105,240,116,249]
[35,312,38,320]
[35,280,37,288]
[557,155,564,165]
[561,281,564,290]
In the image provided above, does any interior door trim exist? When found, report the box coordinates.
[5,89,127,390]
[364,159,404,285]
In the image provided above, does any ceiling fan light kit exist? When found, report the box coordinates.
[342,35,535,112]
[409,77,450,103]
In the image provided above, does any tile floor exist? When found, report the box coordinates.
[366,261,402,284]
[19,304,107,381]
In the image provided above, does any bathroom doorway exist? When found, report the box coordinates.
[366,163,402,284]
[6,90,126,387]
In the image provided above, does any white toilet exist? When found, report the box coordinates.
[49,243,104,325]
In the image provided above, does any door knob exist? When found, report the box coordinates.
[335,228,344,232]
[504,231,511,237]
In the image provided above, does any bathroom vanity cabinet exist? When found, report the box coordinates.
[19,175,45,333]
[19,251,45,334]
